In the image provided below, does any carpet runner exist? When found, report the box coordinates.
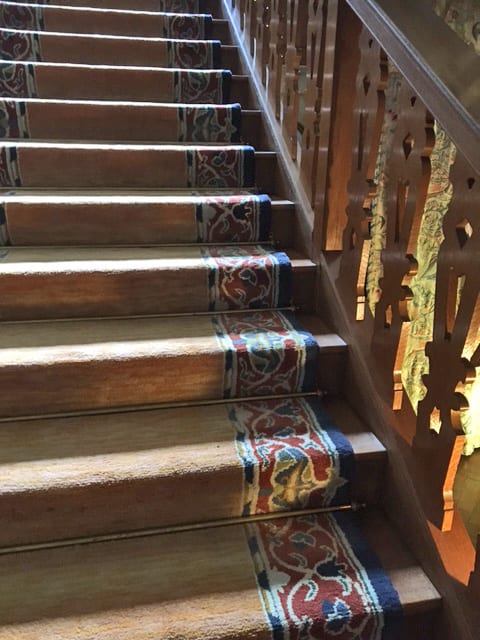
[0,311,320,417]
[0,0,426,637]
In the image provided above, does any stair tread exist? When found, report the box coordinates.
[0,401,382,488]
[0,510,439,637]
[0,245,310,320]
[0,311,333,352]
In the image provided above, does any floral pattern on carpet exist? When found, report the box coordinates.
[0,62,37,98]
[196,194,271,242]
[213,311,318,398]
[187,145,254,188]
[201,245,291,311]
[0,29,41,62]
[230,397,353,515]
[174,69,231,104]
[0,146,21,187]
[162,13,211,40]
[178,104,240,142]
[0,3,44,31]
[0,99,29,138]
[246,512,403,640]
[167,40,219,69]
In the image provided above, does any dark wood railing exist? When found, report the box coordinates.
[225,0,479,608]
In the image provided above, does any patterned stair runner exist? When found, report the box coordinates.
[0,0,440,638]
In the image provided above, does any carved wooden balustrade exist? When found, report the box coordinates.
[226,0,479,592]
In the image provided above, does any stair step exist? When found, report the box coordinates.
[0,310,343,418]
[0,396,385,546]
[0,192,269,243]
[0,2,218,39]
[0,61,245,104]
[0,28,241,68]
[1,192,294,247]
[0,509,440,639]
[0,142,266,189]
[14,0,226,19]
[0,28,225,69]
[0,246,315,320]
[1,99,244,143]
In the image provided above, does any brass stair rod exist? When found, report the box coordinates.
[0,503,365,556]
[0,390,321,423]
[3,305,299,325]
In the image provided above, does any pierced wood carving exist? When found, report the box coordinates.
[415,154,479,530]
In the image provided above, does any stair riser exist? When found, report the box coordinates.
[0,351,334,418]
[0,30,241,70]
[0,455,384,548]
[0,4,215,39]
[1,101,243,144]
[0,63,236,104]
[0,145,259,189]
[1,196,279,246]
[0,257,308,320]
[0,30,223,69]
[0,350,225,418]
[27,0,225,18]
[0,312,322,418]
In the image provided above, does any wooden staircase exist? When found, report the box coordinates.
[0,0,442,637]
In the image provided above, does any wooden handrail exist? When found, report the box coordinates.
[346,0,480,173]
